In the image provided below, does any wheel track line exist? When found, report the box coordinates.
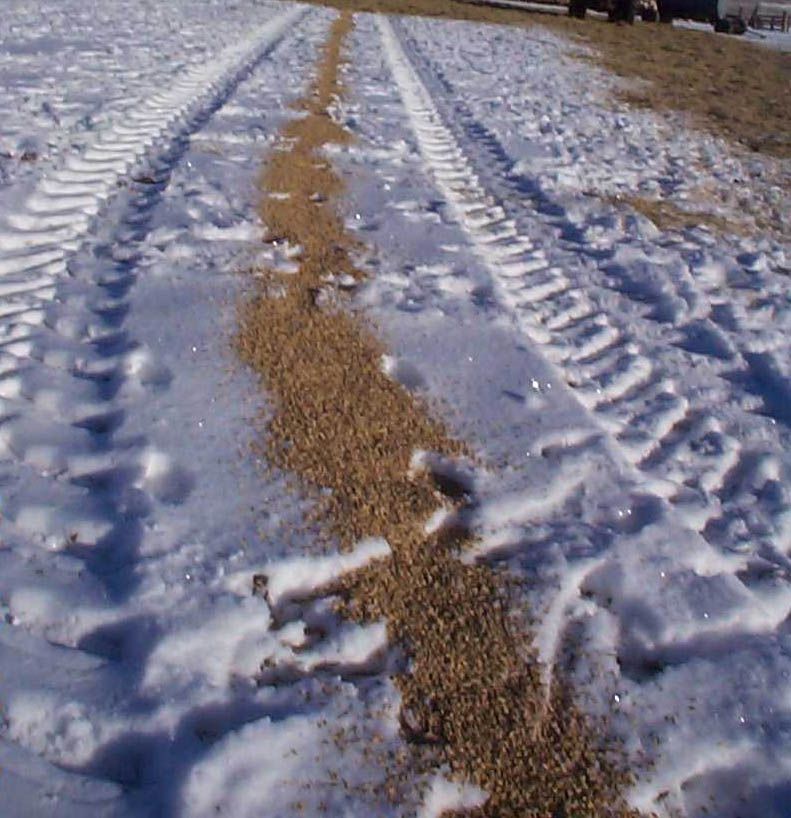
[393,35,713,387]
[380,18,782,570]
[409,22,791,580]
[1,18,359,802]
[379,18,668,481]
[0,4,307,392]
[378,18,761,542]
[0,7,311,548]
[375,29,791,749]
[0,5,307,280]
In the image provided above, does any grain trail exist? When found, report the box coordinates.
[238,11,641,817]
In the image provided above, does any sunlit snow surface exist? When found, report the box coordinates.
[1,1,791,817]
[675,18,791,51]
[0,3,410,817]
[336,13,791,818]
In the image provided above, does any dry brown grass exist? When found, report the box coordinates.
[238,10,642,818]
[607,192,743,233]
[566,19,791,160]
[279,0,791,162]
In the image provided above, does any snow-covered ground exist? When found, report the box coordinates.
[1,1,791,817]
[337,14,791,817]
[676,18,791,50]
[0,4,413,817]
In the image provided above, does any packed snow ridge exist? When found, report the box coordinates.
[1,1,790,817]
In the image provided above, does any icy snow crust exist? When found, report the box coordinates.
[675,19,791,51]
[2,1,791,816]
[336,14,791,818]
[0,3,410,817]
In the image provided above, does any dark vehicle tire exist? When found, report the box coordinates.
[729,16,747,33]
[611,0,636,22]
[568,0,588,17]
[657,0,673,21]
[713,16,730,30]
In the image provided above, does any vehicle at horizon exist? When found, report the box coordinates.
[568,0,748,31]
[568,0,658,23]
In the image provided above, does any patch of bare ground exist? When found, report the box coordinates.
[606,177,791,240]
[606,192,745,234]
[277,0,791,165]
[238,10,644,818]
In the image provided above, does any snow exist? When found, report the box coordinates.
[260,537,391,607]
[336,12,791,817]
[1,1,790,817]
[0,3,411,817]
[418,775,488,817]
[676,18,791,50]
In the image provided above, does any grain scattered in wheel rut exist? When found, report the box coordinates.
[237,11,643,817]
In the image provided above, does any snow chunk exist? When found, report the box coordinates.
[420,774,488,817]
[260,537,391,607]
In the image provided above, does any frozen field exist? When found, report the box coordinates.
[676,18,791,50]
[1,1,791,817]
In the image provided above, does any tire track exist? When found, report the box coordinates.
[375,16,791,767]
[401,20,791,565]
[0,7,306,277]
[378,16,677,496]
[0,4,308,554]
[377,16,791,575]
[0,9,345,815]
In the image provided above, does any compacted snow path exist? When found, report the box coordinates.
[0,8,306,282]
[3,3,791,817]
[334,14,791,817]
[0,5,411,817]
[376,17,791,559]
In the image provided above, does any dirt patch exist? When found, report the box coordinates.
[239,9,642,818]
[607,192,744,234]
[279,0,791,163]
[606,177,790,240]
